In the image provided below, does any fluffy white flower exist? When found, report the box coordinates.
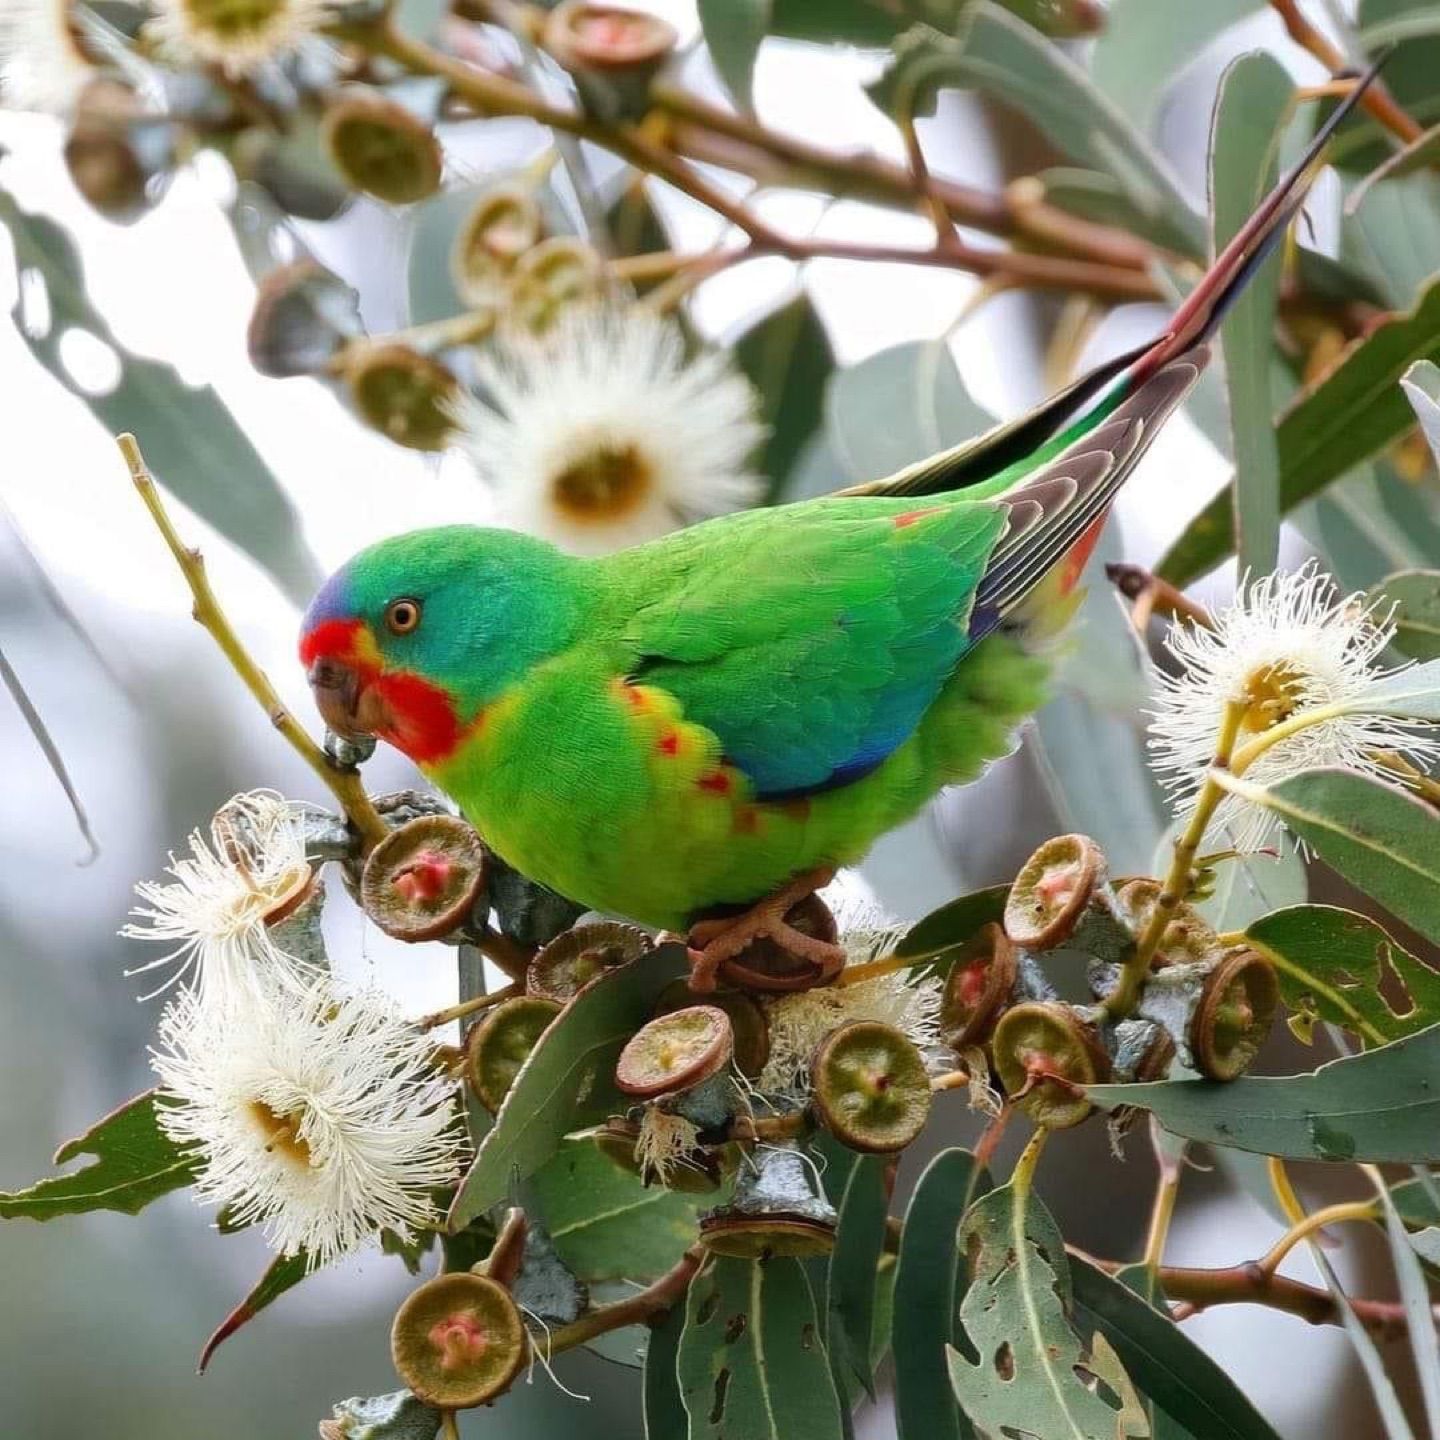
[452,305,765,555]
[1149,563,1440,851]
[1,0,95,113]
[122,790,321,1007]
[153,980,464,1269]
[757,900,941,1096]
[146,0,328,76]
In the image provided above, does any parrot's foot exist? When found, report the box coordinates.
[684,867,845,994]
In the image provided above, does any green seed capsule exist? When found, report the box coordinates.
[390,1272,526,1409]
[465,996,562,1113]
[812,1020,931,1153]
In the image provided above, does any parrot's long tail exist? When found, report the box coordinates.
[840,53,1388,506]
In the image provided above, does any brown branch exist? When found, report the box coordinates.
[1268,0,1425,145]
[542,1246,704,1353]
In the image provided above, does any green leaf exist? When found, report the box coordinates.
[1070,1255,1284,1440]
[644,1295,689,1440]
[1245,904,1440,1048]
[198,1251,310,1372]
[447,945,687,1228]
[1392,1172,1440,1228]
[821,1144,888,1398]
[1403,358,1440,460]
[768,0,1105,44]
[1089,1021,1440,1162]
[894,884,1010,977]
[825,339,991,483]
[734,292,836,503]
[1216,768,1440,946]
[1308,465,1440,593]
[699,0,770,112]
[869,5,1204,255]
[1193,846,1308,934]
[678,1256,844,1440]
[0,1090,200,1220]
[1346,653,1440,714]
[1412,1227,1440,1264]
[0,190,320,605]
[1345,171,1440,311]
[1211,52,1290,577]
[1090,0,1264,132]
[893,1149,990,1440]
[1159,271,1440,588]
[1376,1184,1440,1435]
[947,1183,1132,1439]
[531,1139,708,1284]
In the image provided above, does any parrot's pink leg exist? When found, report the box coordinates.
[684,866,845,994]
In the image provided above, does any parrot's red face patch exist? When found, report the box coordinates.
[300,618,463,767]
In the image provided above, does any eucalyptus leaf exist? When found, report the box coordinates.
[0,1090,199,1220]
[198,1251,309,1372]
[893,1148,990,1440]
[1345,652,1440,712]
[448,945,687,1228]
[1246,904,1440,1048]
[678,1256,844,1440]
[1412,1228,1440,1264]
[1159,271,1440,588]
[768,0,1102,43]
[1217,768,1440,945]
[1401,357,1440,459]
[531,1139,708,1284]
[1376,1184,1440,1435]
[699,0,770,112]
[1070,1255,1284,1440]
[1090,1020,1440,1162]
[947,1183,1132,1439]
[821,1143,888,1398]
[644,1296,688,1440]
[1211,52,1290,577]
[0,189,319,603]
[895,884,1009,976]
[1344,170,1440,311]
[1392,1172,1440,1228]
[1309,465,1440,593]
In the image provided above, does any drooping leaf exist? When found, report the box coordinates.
[1245,904,1440,1048]
[894,885,1010,977]
[448,945,687,1228]
[677,1256,844,1440]
[768,0,1102,43]
[1211,52,1290,577]
[869,5,1204,255]
[819,1140,888,1399]
[644,1293,689,1440]
[0,189,320,604]
[198,1250,310,1372]
[0,1090,200,1220]
[699,0,770,112]
[1090,1021,1440,1162]
[1159,271,1440,588]
[1376,1184,1440,1435]
[825,339,991,484]
[1217,769,1440,945]
[1345,170,1440,311]
[734,292,836,503]
[1070,1255,1283,1440]
[947,1183,1131,1439]
[893,1149,990,1440]
[1089,0,1264,132]
[531,1139,708,1284]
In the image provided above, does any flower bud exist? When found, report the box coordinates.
[345,342,460,451]
[64,78,173,223]
[452,185,545,307]
[541,1,679,122]
[360,814,488,941]
[527,920,652,1000]
[322,88,443,206]
[465,996,561,1112]
[247,260,363,378]
[390,1273,526,1409]
[699,1142,836,1259]
[812,1020,931,1153]
[992,1001,1111,1129]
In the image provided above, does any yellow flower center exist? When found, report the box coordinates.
[1238,659,1307,734]
[551,441,651,522]
[180,0,291,42]
[248,1100,312,1166]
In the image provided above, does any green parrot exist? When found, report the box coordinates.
[301,69,1376,983]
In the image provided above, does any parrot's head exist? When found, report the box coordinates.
[299,525,580,766]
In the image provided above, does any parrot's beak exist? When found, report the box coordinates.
[307,656,368,739]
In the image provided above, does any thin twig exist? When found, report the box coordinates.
[117,434,389,852]
[542,1246,704,1354]
[417,982,521,1030]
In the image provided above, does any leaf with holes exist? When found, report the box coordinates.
[0,188,319,604]
[1245,904,1440,1049]
[0,1090,200,1220]
[678,1255,844,1440]
[448,945,687,1229]
[530,1139,709,1284]
[947,1183,1133,1440]
[1090,1021,1440,1162]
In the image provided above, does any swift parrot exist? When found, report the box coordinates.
[301,65,1380,983]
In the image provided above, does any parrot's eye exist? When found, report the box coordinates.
[384,598,423,635]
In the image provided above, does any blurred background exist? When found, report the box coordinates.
[0,1,1422,1434]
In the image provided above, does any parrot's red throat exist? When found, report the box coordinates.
[301,619,463,766]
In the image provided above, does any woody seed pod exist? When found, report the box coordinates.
[322,89,443,206]
[390,1272,526,1409]
[992,1001,1110,1130]
[360,814,488,942]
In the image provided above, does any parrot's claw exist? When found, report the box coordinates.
[684,866,844,994]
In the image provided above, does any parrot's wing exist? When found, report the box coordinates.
[621,502,1008,797]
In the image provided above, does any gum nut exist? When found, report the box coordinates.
[614,1006,733,1099]
[654,979,769,1077]
[527,921,653,1000]
[347,343,460,452]
[451,186,544,305]
[1115,879,1221,967]
[1191,949,1280,1081]
[698,1213,836,1260]
[322,89,443,205]
[718,894,840,992]
[812,1020,931,1154]
[940,923,1019,1047]
[1004,834,1105,949]
[391,1272,526,1409]
[543,1,680,71]
[464,996,562,1112]
[361,815,487,941]
[992,1001,1110,1130]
